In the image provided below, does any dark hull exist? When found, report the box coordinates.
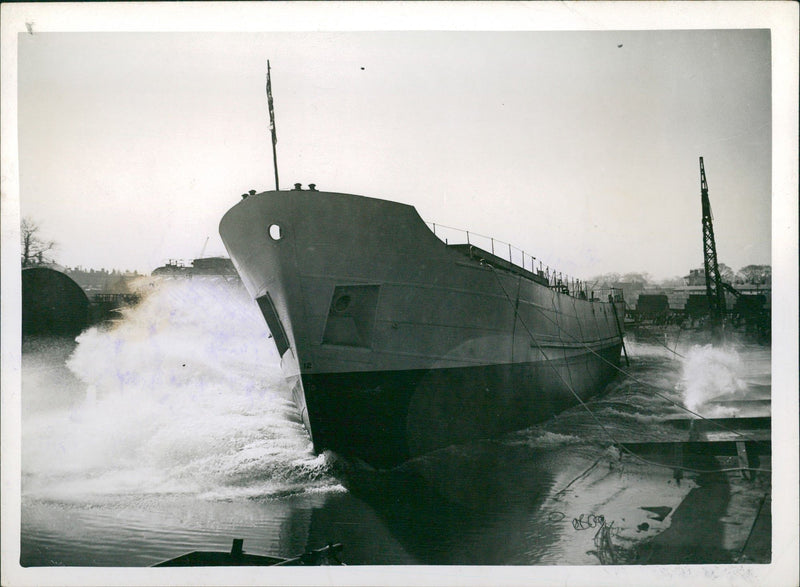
[302,344,621,468]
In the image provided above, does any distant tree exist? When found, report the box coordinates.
[620,272,651,285]
[657,276,687,288]
[20,217,57,267]
[737,264,771,285]
[589,273,621,289]
[718,263,735,283]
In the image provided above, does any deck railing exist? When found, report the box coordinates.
[425,221,621,303]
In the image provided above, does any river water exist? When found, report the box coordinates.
[20,279,771,567]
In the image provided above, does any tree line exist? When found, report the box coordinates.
[20,215,772,293]
[590,265,771,289]
[21,217,141,292]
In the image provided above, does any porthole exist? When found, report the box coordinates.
[333,294,351,313]
[268,224,283,241]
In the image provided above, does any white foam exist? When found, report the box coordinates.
[678,344,748,416]
[22,279,338,502]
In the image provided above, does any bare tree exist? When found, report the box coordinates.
[21,217,57,267]
[737,264,771,285]
[718,263,735,284]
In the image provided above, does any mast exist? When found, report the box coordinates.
[266,60,279,190]
[699,156,726,333]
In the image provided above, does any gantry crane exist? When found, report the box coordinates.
[699,157,727,331]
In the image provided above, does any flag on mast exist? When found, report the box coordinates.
[266,60,279,190]
[266,60,277,146]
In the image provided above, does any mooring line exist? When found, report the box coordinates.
[487,265,771,475]
[638,328,686,359]
[553,457,603,498]
[736,492,769,562]
[490,265,767,447]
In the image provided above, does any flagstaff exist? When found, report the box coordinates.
[266,60,279,191]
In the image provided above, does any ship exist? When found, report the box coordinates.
[219,184,625,468]
[151,256,239,279]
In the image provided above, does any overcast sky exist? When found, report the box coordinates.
[15,27,773,281]
[2,6,799,587]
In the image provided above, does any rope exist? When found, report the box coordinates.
[572,513,606,531]
[553,457,603,498]
[491,265,767,446]
[658,336,686,359]
[736,492,769,562]
[571,514,618,565]
[486,265,771,475]
[633,327,686,359]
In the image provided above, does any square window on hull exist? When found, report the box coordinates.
[322,285,380,348]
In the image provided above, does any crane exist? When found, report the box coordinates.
[198,236,209,260]
[699,157,727,332]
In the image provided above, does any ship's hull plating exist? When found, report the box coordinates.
[220,190,624,467]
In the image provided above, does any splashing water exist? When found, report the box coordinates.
[678,344,748,416]
[22,279,341,502]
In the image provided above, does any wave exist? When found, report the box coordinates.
[22,279,339,502]
[677,344,749,416]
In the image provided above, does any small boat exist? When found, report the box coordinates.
[152,539,344,567]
